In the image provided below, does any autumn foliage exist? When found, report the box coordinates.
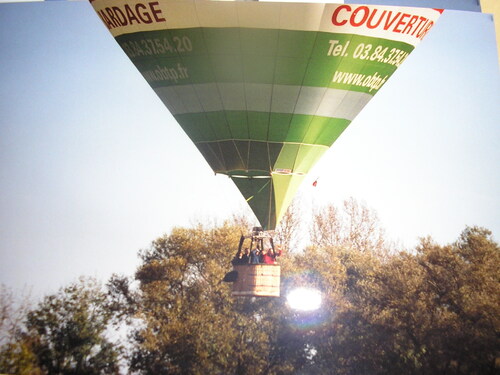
[1,200,499,374]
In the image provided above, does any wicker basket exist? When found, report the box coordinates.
[231,264,280,297]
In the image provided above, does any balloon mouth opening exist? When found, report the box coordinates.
[272,169,305,176]
[224,170,306,178]
[229,174,271,179]
[222,170,271,179]
[219,169,306,179]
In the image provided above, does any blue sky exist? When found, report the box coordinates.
[0,0,498,296]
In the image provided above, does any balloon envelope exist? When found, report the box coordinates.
[90,0,441,229]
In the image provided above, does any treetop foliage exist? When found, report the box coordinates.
[1,277,122,375]
[1,201,498,374]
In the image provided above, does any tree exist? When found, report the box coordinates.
[293,243,385,375]
[0,277,122,375]
[117,209,499,374]
[412,227,500,374]
[0,284,32,347]
[4,207,493,375]
[274,198,303,252]
[119,222,311,375]
[0,285,41,375]
[309,227,500,375]
[310,198,387,254]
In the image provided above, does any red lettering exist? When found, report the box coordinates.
[325,4,436,41]
[402,15,418,34]
[331,5,351,26]
[383,12,402,30]
[351,6,370,27]
[411,17,427,35]
[124,4,140,25]
[98,2,166,30]
[366,9,386,29]
[150,1,166,23]
[393,13,410,33]
[112,6,127,26]
[417,20,433,39]
[105,8,120,28]
[136,3,153,24]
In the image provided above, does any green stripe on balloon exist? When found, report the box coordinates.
[117,28,410,93]
[175,112,349,145]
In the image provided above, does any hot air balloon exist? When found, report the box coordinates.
[89,0,441,296]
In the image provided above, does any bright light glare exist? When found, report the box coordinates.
[286,287,322,311]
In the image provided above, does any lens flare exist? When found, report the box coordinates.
[286,287,322,311]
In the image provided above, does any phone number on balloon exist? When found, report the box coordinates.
[327,40,410,67]
[120,36,193,58]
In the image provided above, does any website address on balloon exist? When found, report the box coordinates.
[332,71,389,93]
[142,63,189,84]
